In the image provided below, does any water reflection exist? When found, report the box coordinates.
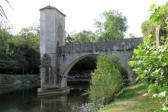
[40,96,70,112]
[0,88,88,112]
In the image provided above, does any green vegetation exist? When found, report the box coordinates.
[95,10,127,41]
[66,10,127,45]
[0,75,40,94]
[130,35,168,111]
[89,55,123,104]
[99,83,161,112]
[130,2,168,111]
[0,76,15,84]
[142,3,168,40]
[18,75,40,88]
[97,3,168,112]
[65,30,96,45]
[109,55,128,86]
[0,24,40,74]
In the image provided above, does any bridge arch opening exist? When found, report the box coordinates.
[57,24,63,46]
[62,54,98,88]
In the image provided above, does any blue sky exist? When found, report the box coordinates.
[1,0,168,37]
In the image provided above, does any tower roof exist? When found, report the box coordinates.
[40,5,66,16]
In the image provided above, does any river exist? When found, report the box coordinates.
[0,82,90,112]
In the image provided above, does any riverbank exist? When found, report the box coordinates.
[99,83,161,112]
[0,74,40,95]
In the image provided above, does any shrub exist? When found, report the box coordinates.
[130,3,168,111]
[110,55,129,86]
[89,55,123,104]
[129,36,168,111]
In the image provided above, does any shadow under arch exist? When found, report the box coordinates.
[62,54,99,80]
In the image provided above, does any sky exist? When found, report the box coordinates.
[0,0,168,37]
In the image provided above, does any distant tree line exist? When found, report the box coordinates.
[0,23,40,74]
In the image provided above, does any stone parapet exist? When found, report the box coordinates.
[58,38,142,55]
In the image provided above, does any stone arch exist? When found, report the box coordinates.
[63,54,99,78]
[57,24,63,46]
[59,54,99,87]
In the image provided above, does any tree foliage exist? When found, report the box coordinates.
[95,10,127,41]
[142,3,168,40]
[0,25,40,74]
[66,10,127,45]
[130,2,168,111]
[65,30,95,45]
[90,55,123,104]
[130,36,168,111]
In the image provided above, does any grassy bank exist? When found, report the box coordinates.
[99,83,161,112]
[0,75,40,95]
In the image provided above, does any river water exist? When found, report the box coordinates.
[0,82,89,112]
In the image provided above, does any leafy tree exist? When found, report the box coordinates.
[128,33,136,38]
[65,34,75,45]
[90,55,123,104]
[95,10,127,41]
[141,20,157,39]
[142,3,168,41]
[0,25,40,74]
[129,36,168,112]
[0,29,12,53]
[13,26,40,52]
[130,2,168,111]
[65,30,95,45]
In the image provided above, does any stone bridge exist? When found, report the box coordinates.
[37,6,143,96]
[57,38,142,86]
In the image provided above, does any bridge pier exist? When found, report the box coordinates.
[38,6,69,96]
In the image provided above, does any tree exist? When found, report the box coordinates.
[13,26,40,52]
[0,25,40,74]
[141,20,157,39]
[65,30,95,45]
[95,10,127,41]
[90,55,123,104]
[130,3,168,111]
[128,33,136,38]
[142,3,168,42]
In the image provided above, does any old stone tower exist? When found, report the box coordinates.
[39,6,66,90]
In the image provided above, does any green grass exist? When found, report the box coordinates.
[99,83,161,112]
[0,76,16,84]
[0,75,40,95]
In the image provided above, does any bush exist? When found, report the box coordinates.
[89,55,123,104]
[110,55,129,86]
[129,36,168,111]
[130,3,168,111]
